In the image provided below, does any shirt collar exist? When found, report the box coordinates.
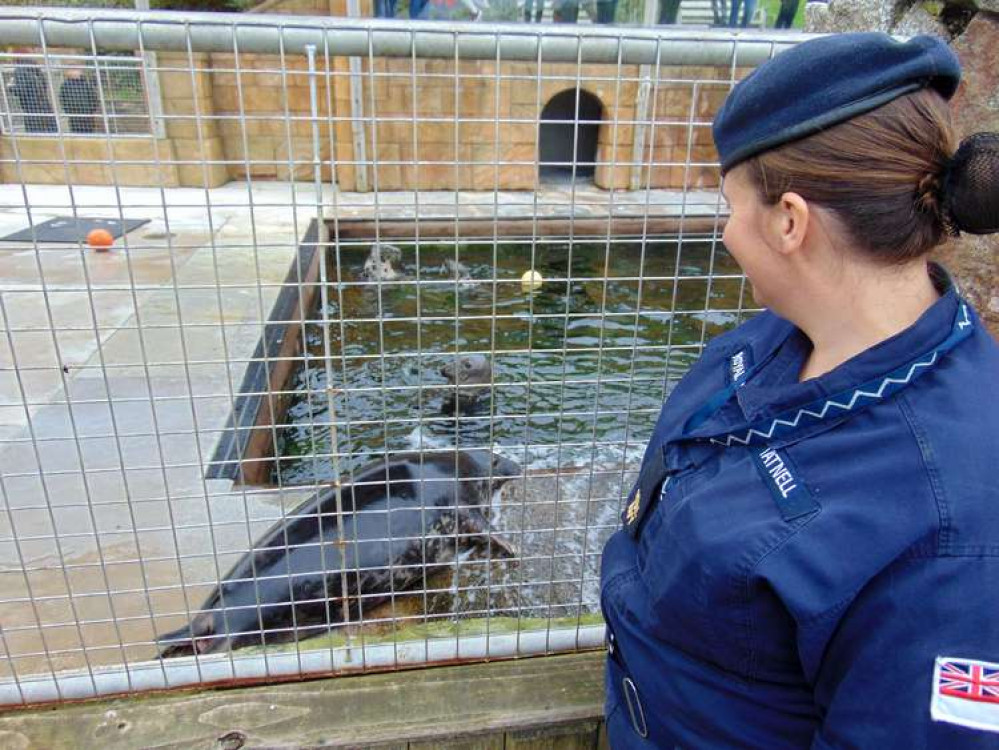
[736,264,959,423]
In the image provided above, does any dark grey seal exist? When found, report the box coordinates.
[157,450,520,657]
[440,354,492,415]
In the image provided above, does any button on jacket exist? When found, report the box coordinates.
[600,279,999,748]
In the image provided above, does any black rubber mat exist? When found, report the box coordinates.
[0,216,149,243]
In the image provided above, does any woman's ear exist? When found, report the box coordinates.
[772,191,809,256]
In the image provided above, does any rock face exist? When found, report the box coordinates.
[803,0,988,37]
[804,0,894,32]
[802,3,998,336]
[937,234,999,333]
[950,13,999,137]
[939,11,999,335]
[894,3,948,37]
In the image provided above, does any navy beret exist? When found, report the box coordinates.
[713,33,962,173]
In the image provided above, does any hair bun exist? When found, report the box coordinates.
[941,132,999,236]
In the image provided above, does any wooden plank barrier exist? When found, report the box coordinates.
[0,652,609,750]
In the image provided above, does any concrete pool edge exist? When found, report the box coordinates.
[206,219,323,484]
[332,214,722,240]
[0,624,606,707]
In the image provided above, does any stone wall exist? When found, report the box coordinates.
[158,51,229,188]
[806,0,999,335]
[0,136,180,187]
[0,49,224,188]
[354,58,641,192]
[236,0,739,191]
[946,10,999,335]
[337,57,743,192]
[641,64,736,192]
[0,0,737,192]
[209,51,334,182]
[206,44,736,192]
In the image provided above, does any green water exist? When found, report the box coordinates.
[272,236,748,486]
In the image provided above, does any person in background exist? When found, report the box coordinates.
[59,67,100,134]
[728,0,757,26]
[601,33,999,749]
[775,0,800,27]
[658,0,681,24]
[415,0,487,19]
[552,0,579,23]
[9,53,55,134]
[523,0,543,22]
[594,0,617,23]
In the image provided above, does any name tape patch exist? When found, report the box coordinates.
[932,656,999,734]
[750,446,817,521]
[728,347,753,386]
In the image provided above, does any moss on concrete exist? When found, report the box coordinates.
[241,613,605,655]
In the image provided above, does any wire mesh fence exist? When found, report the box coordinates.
[0,7,805,705]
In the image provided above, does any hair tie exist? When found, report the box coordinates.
[915,170,944,221]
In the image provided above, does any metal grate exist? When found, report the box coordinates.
[0,7,806,705]
[1,51,153,137]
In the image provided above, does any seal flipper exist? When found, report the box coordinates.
[157,610,218,658]
[485,533,518,559]
[458,510,519,559]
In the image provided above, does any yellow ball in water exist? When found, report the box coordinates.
[521,269,544,292]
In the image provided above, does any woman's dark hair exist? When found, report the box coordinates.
[740,88,999,263]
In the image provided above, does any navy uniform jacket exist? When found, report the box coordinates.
[600,276,999,748]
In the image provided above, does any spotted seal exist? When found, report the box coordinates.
[157,450,520,657]
[439,257,472,282]
[361,243,404,282]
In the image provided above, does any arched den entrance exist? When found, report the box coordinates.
[538,88,602,184]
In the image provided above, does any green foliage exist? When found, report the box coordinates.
[481,0,523,22]
[155,0,259,8]
[98,57,145,102]
[616,0,647,25]
[761,0,804,28]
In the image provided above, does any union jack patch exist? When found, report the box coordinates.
[931,656,999,733]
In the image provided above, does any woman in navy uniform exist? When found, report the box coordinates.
[600,33,999,748]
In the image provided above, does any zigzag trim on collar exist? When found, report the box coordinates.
[710,349,942,448]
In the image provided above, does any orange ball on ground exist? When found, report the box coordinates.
[86,228,114,251]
